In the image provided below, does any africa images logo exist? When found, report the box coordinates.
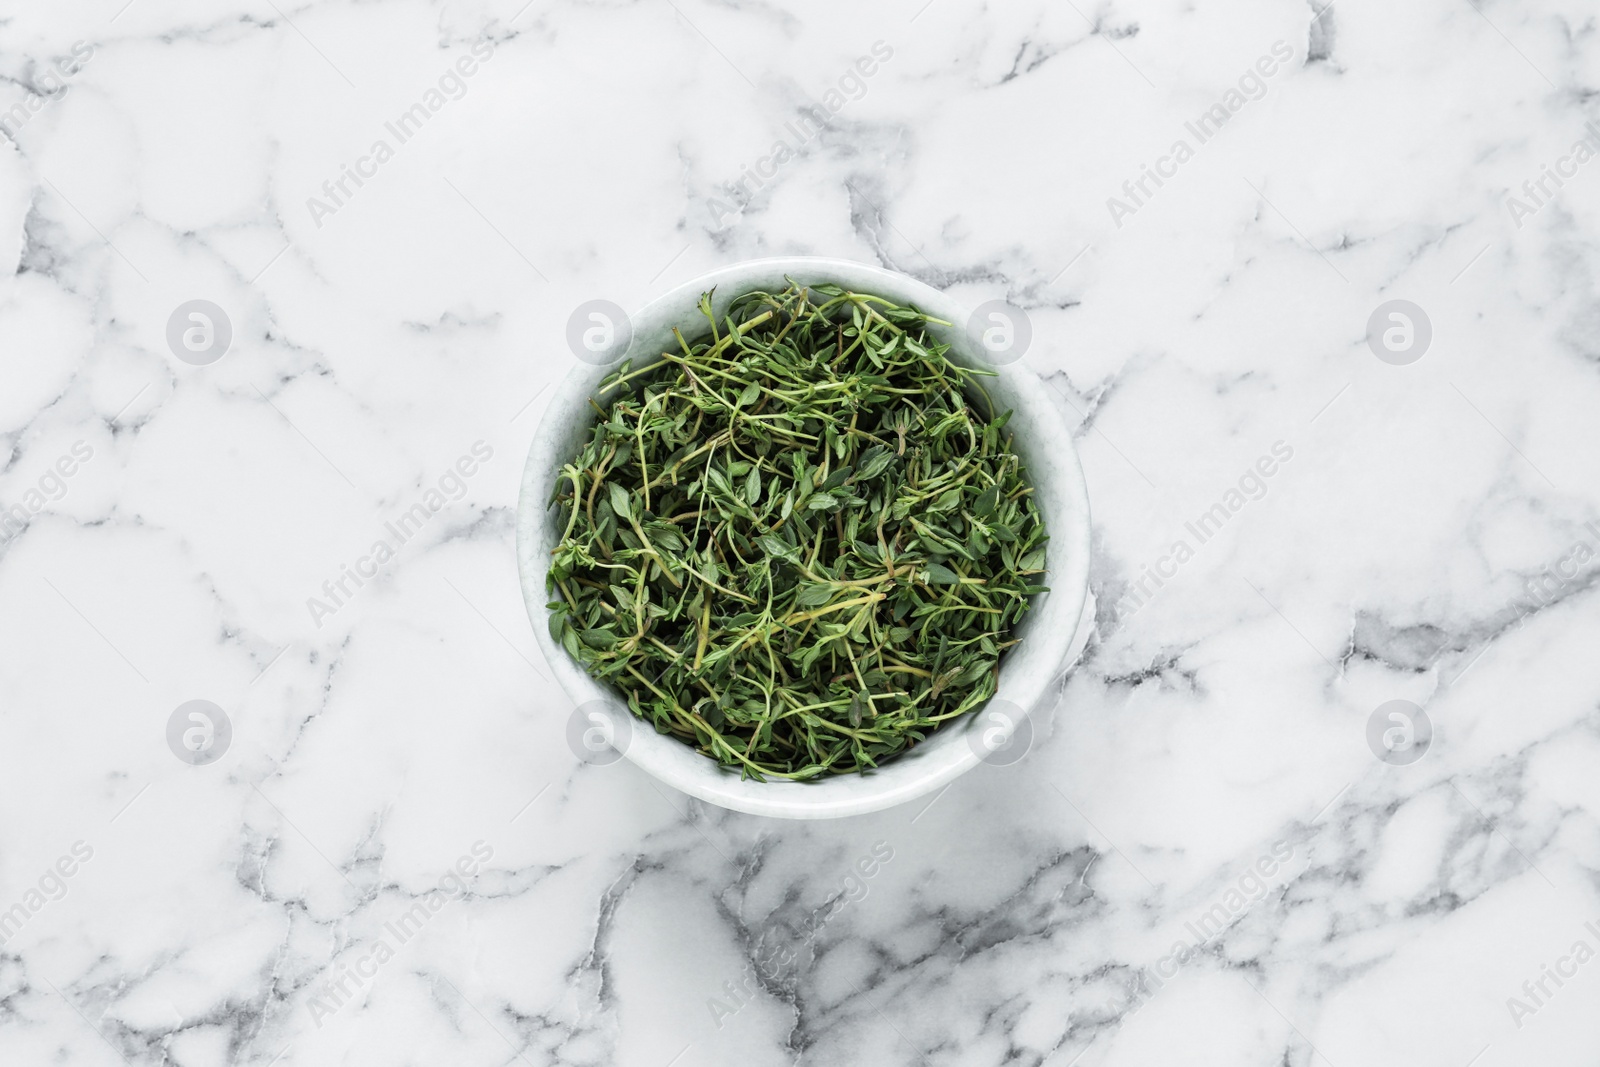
[166,700,232,766]
[306,441,493,627]
[305,39,497,229]
[1106,40,1293,228]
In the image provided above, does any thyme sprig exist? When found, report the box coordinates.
[547,281,1047,780]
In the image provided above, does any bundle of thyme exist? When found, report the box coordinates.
[547,281,1047,780]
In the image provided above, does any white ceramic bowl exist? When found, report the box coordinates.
[517,257,1091,819]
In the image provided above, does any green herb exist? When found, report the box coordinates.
[546,281,1048,780]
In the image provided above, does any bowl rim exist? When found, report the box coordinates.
[516,256,1091,819]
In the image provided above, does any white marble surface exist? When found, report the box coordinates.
[2,1,1598,1065]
